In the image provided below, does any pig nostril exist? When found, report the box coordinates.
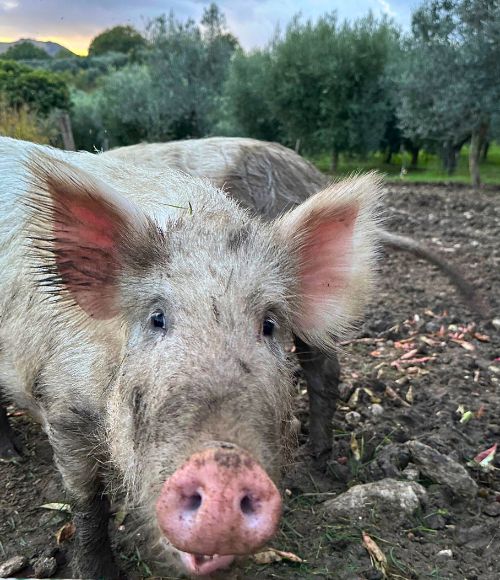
[186,492,202,511]
[240,495,255,515]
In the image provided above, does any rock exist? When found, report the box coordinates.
[437,549,453,558]
[369,403,384,417]
[0,555,28,578]
[401,464,420,481]
[491,318,500,331]
[323,478,427,523]
[345,411,361,426]
[33,556,58,578]
[406,440,478,499]
[483,502,500,517]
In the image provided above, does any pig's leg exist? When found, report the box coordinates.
[49,410,120,579]
[295,337,340,467]
[72,494,119,580]
[0,402,21,461]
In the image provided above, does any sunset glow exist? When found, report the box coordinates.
[0,34,89,55]
[0,0,411,55]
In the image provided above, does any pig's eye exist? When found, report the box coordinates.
[150,310,167,331]
[262,316,276,338]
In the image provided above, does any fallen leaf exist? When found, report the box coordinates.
[474,443,497,466]
[362,532,388,577]
[40,503,72,513]
[369,350,384,358]
[385,386,411,407]
[56,521,76,544]
[450,338,475,351]
[476,405,486,419]
[362,387,381,404]
[400,348,419,361]
[394,340,416,350]
[350,433,362,462]
[420,336,438,346]
[406,366,421,374]
[253,548,303,565]
[405,385,414,404]
[460,411,474,424]
[347,388,360,409]
[473,332,490,342]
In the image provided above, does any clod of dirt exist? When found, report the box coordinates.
[0,555,28,577]
[33,555,58,578]
[323,478,427,523]
[406,440,478,499]
[365,442,412,479]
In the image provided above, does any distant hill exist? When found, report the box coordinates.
[0,39,76,57]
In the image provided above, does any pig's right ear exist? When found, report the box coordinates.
[277,173,382,351]
[25,152,148,320]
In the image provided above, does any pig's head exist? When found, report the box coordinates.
[27,152,381,577]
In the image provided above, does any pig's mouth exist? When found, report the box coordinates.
[179,550,235,576]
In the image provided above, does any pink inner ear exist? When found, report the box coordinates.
[52,193,124,319]
[297,206,358,330]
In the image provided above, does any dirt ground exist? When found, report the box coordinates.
[1,183,499,580]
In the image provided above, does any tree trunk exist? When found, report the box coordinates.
[58,111,75,151]
[384,149,392,164]
[481,139,490,162]
[331,149,339,173]
[442,143,458,175]
[410,146,419,168]
[469,122,488,189]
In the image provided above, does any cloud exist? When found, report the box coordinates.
[0,0,412,54]
[0,0,19,11]
[377,0,396,18]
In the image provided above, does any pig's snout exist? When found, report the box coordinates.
[156,446,281,557]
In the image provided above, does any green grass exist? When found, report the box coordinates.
[310,143,500,185]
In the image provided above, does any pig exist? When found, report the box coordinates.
[0,137,382,578]
[105,137,484,314]
[104,137,488,465]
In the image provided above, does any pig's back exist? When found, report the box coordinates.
[105,137,329,219]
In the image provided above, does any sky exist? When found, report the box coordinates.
[0,0,417,55]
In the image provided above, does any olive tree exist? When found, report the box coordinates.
[397,0,500,186]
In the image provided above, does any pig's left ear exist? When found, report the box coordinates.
[277,172,382,350]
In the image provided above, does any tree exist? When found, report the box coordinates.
[266,14,398,170]
[88,25,146,56]
[144,6,237,139]
[221,49,281,140]
[397,0,500,186]
[0,41,49,61]
[78,6,238,149]
[0,61,71,115]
